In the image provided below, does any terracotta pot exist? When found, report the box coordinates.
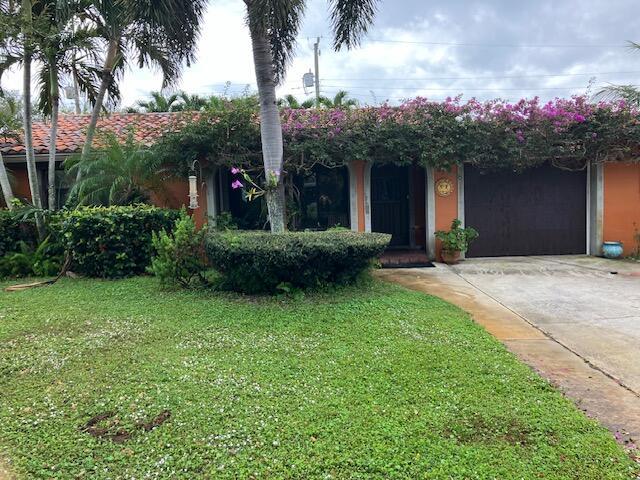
[441,250,462,265]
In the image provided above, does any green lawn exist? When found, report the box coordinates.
[0,277,636,479]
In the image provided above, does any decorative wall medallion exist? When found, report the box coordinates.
[436,178,454,197]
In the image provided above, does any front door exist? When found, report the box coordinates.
[371,164,410,247]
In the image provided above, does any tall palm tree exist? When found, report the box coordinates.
[35,2,100,210]
[136,90,180,112]
[244,0,378,232]
[0,94,20,208]
[78,0,207,165]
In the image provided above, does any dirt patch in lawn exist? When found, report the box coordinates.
[82,410,171,443]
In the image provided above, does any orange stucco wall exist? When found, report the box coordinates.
[603,162,640,255]
[434,167,459,259]
[151,178,208,228]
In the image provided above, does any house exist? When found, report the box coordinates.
[2,112,640,259]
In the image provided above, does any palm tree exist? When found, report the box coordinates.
[66,130,166,205]
[78,0,207,166]
[35,2,100,210]
[176,91,209,111]
[594,42,640,106]
[595,84,640,106]
[0,94,20,208]
[278,94,314,109]
[136,90,180,112]
[319,90,358,108]
[244,0,377,232]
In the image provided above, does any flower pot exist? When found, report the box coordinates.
[441,250,462,265]
[602,241,624,259]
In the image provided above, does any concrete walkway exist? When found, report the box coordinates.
[376,256,640,442]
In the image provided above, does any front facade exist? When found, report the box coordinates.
[3,113,639,259]
[203,160,640,259]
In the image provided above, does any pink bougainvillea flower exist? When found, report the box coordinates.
[231,180,244,189]
[231,167,241,175]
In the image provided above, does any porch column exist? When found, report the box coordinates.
[425,166,436,260]
[205,166,219,225]
[588,161,604,256]
[457,165,466,260]
[347,160,372,232]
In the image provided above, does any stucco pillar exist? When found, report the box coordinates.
[347,160,371,232]
[205,166,219,225]
[588,161,604,256]
[425,166,436,260]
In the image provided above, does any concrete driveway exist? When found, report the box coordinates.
[377,255,640,439]
[451,256,640,394]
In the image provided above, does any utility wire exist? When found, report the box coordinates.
[360,38,626,48]
[320,70,640,81]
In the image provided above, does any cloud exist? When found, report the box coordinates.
[2,0,640,107]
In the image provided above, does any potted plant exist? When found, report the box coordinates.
[435,219,479,265]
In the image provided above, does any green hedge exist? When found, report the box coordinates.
[0,209,37,257]
[205,230,391,293]
[62,205,180,278]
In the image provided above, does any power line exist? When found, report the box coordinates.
[361,38,626,48]
[320,70,640,82]
[320,84,589,92]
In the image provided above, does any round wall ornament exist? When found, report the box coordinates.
[436,178,454,197]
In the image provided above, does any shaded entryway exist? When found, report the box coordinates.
[464,164,587,257]
[371,164,426,249]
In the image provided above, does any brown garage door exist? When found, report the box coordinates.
[464,164,587,257]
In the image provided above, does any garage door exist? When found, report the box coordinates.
[464,164,587,257]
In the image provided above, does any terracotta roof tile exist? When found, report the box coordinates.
[0,112,194,156]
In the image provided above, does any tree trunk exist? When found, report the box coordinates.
[48,63,60,210]
[21,1,45,237]
[78,39,118,169]
[248,19,285,233]
[0,152,15,209]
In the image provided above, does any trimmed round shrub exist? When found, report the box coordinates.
[62,205,180,278]
[205,230,391,294]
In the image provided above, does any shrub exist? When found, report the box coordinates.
[62,205,179,278]
[206,230,391,294]
[150,211,209,288]
[0,209,37,257]
[0,238,63,279]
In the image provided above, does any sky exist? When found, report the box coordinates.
[3,0,640,109]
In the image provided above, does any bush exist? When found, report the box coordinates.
[0,209,37,257]
[206,230,391,294]
[62,205,179,278]
[150,211,209,288]
[0,237,62,279]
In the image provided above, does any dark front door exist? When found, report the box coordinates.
[465,164,587,257]
[371,165,410,247]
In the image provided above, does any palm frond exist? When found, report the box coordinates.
[329,0,378,50]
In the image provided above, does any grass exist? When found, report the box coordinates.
[0,276,637,479]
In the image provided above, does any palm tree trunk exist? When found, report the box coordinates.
[79,39,118,168]
[0,152,15,209]
[21,0,44,237]
[48,64,60,210]
[248,21,285,233]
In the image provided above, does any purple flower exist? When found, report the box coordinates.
[574,114,586,123]
[231,167,241,175]
[231,180,244,189]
